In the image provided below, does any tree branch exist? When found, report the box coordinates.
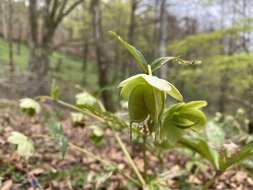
[55,0,84,26]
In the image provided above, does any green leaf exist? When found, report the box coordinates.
[150,57,196,72]
[8,132,34,159]
[109,31,148,73]
[164,81,183,102]
[46,121,69,158]
[183,101,207,109]
[160,121,184,145]
[180,137,220,170]
[143,75,172,93]
[119,74,183,101]
[51,80,60,100]
[119,74,147,99]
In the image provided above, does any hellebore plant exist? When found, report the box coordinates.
[110,31,208,182]
[8,32,253,189]
[110,31,206,144]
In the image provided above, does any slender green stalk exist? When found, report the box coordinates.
[147,64,152,75]
[113,132,146,187]
[69,142,140,186]
[142,132,148,180]
[33,134,140,186]
[36,96,104,122]
[36,96,146,187]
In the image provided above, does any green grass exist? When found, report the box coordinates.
[0,37,98,90]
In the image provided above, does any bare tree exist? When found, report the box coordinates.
[0,1,8,40]
[153,0,168,78]
[127,0,138,75]
[27,0,84,93]
[7,0,14,73]
[90,0,114,111]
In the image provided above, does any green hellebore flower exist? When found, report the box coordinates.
[19,98,41,116]
[119,74,183,123]
[161,101,207,145]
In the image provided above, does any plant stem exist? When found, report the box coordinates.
[142,132,148,180]
[147,64,152,75]
[113,132,146,187]
[37,96,146,187]
[69,142,140,186]
[203,171,222,190]
[37,96,105,123]
[33,134,140,186]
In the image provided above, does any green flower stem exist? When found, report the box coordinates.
[143,131,148,180]
[69,142,140,186]
[36,96,146,187]
[147,64,152,75]
[33,134,140,187]
[36,96,104,123]
[113,131,146,187]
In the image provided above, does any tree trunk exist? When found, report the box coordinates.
[90,0,114,111]
[28,45,50,94]
[158,0,168,79]
[7,0,14,73]
[81,36,89,85]
[1,2,8,40]
[16,21,22,55]
[26,0,84,95]
[127,0,138,75]
[82,38,89,72]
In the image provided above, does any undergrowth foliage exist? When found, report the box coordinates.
[7,32,253,189]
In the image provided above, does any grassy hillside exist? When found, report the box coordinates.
[0,38,98,90]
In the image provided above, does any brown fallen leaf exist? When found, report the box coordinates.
[28,168,45,176]
[0,180,13,190]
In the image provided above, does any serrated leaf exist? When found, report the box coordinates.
[46,121,68,158]
[8,132,34,159]
[109,31,148,73]
[180,137,220,170]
